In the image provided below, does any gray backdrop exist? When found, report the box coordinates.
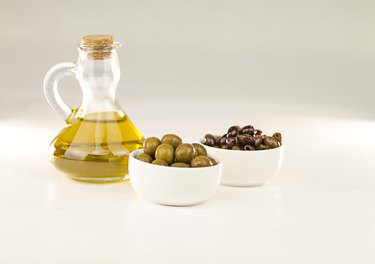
[1,0,374,120]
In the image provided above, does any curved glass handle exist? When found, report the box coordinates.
[43,62,77,120]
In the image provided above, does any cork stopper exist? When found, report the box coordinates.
[80,34,114,60]
[81,34,113,47]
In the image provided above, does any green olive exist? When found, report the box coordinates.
[192,143,207,157]
[155,143,175,165]
[143,137,161,156]
[191,156,212,167]
[175,143,196,163]
[171,162,190,168]
[152,159,169,166]
[207,157,217,165]
[136,153,154,163]
[161,134,182,149]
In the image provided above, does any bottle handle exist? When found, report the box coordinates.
[43,62,77,120]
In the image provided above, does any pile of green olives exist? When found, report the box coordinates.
[136,134,216,168]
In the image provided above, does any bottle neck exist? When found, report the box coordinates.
[75,47,123,118]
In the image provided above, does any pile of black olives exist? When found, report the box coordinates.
[203,125,282,151]
[137,134,217,167]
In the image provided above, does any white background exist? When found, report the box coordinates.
[1,1,375,263]
[1,0,374,115]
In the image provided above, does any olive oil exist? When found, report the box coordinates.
[50,111,143,182]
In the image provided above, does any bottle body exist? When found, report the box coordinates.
[50,111,143,182]
[44,35,143,182]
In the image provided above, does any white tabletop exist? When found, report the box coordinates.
[1,100,374,264]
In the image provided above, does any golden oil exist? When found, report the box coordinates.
[49,111,143,183]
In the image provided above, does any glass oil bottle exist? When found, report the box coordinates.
[44,34,143,183]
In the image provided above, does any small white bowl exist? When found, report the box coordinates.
[204,145,284,187]
[129,149,222,206]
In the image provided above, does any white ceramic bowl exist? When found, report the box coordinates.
[204,145,284,187]
[129,149,222,206]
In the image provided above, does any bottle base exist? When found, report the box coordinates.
[68,175,129,183]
